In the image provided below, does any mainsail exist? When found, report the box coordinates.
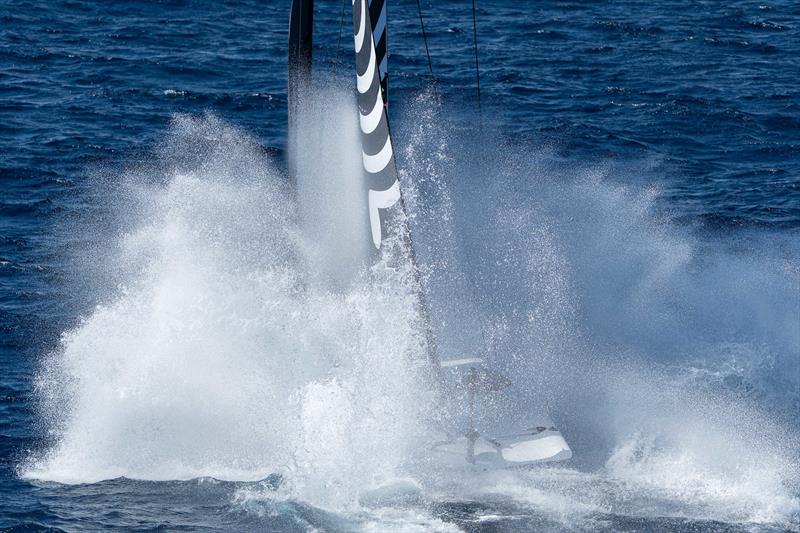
[352,0,401,250]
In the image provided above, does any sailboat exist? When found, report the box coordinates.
[287,0,572,468]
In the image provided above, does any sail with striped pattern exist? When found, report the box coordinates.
[352,0,402,249]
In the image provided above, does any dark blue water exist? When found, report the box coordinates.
[2,0,799,531]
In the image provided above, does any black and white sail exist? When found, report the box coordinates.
[352,0,401,250]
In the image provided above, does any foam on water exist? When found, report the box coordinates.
[23,85,800,528]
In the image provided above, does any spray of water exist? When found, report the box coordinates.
[24,84,800,526]
[396,90,800,525]
[25,107,434,511]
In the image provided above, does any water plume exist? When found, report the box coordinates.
[26,109,432,511]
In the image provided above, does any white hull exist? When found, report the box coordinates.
[430,428,572,469]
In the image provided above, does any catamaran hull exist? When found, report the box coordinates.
[429,428,572,469]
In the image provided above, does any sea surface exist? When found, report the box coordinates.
[1,0,799,531]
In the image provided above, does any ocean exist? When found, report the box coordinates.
[1,0,798,531]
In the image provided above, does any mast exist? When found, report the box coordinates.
[351,0,440,371]
[288,0,313,183]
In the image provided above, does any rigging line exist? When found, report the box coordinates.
[333,0,347,74]
[414,0,436,84]
[470,0,482,119]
